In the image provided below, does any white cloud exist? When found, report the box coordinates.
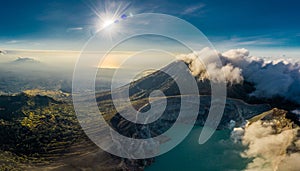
[5,40,24,44]
[177,48,243,84]
[240,120,299,171]
[178,47,300,104]
[212,35,287,50]
[181,3,205,15]
[67,27,83,32]
[278,153,300,171]
[230,36,283,45]
[221,48,300,103]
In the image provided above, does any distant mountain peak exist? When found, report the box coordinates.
[0,49,7,55]
[11,57,40,64]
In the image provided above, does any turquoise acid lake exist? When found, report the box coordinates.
[146,126,250,171]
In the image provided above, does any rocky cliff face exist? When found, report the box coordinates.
[110,96,271,139]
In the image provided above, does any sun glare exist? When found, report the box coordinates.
[102,19,114,28]
[96,16,116,32]
[90,1,131,35]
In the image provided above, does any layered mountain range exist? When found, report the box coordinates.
[0,59,299,170]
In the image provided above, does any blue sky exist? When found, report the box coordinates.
[0,0,299,57]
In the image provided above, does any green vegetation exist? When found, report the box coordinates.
[0,92,87,169]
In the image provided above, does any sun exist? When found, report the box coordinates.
[96,16,116,32]
[102,19,114,28]
[89,1,131,34]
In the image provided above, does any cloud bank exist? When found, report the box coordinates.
[178,48,300,104]
[222,48,300,103]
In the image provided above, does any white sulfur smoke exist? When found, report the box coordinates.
[230,127,245,143]
[178,47,300,104]
[177,48,244,84]
[277,153,300,171]
[237,120,299,171]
